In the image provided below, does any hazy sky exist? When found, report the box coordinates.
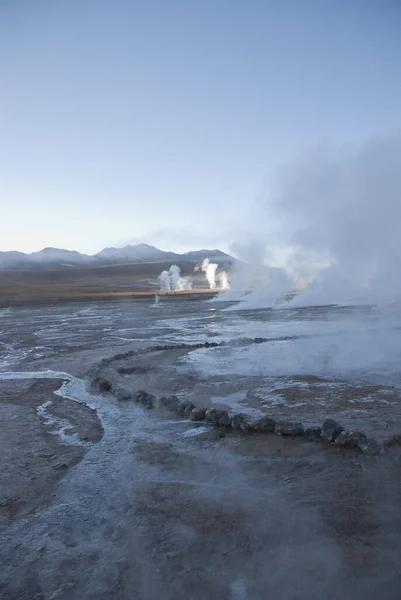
[1,0,400,255]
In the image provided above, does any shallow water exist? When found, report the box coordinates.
[1,297,401,599]
[1,298,400,383]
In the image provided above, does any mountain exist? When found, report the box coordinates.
[0,251,31,270]
[29,248,90,265]
[0,245,236,271]
[182,249,232,266]
[93,244,180,264]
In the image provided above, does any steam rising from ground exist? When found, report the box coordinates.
[218,270,230,290]
[232,134,401,308]
[201,259,218,289]
[158,265,193,292]
[158,261,230,292]
[196,259,230,290]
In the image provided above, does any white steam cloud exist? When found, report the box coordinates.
[197,258,230,290]
[234,134,401,308]
[217,271,230,290]
[158,265,193,292]
[201,258,218,289]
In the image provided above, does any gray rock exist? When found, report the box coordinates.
[215,410,231,427]
[160,395,181,411]
[321,419,344,443]
[94,377,112,393]
[275,421,305,437]
[205,408,231,426]
[205,408,220,422]
[252,416,276,433]
[359,438,381,456]
[190,407,206,421]
[177,400,194,415]
[335,429,367,449]
[383,434,401,451]
[183,402,196,417]
[305,426,322,440]
[231,413,253,432]
[135,390,155,409]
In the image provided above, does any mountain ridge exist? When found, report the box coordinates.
[0,244,235,271]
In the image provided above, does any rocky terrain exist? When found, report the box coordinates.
[1,298,401,599]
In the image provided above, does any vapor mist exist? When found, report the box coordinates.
[195,259,230,290]
[158,265,193,292]
[234,134,401,308]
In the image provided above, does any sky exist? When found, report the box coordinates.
[1,0,401,256]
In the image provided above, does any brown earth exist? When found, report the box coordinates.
[0,378,103,527]
[0,261,217,306]
[1,300,401,599]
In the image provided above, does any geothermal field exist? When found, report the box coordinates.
[1,285,401,599]
[3,0,401,597]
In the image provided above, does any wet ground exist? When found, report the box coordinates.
[1,297,401,599]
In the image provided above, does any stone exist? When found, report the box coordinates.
[231,413,253,432]
[177,400,194,415]
[135,390,155,409]
[189,408,206,421]
[252,416,276,433]
[383,434,401,451]
[215,410,231,427]
[183,403,196,417]
[305,426,322,440]
[160,395,181,411]
[275,421,305,437]
[335,430,368,449]
[321,419,344,443]
[205,408,220,422]
[359,438,381,456]
[205,408,230,426]
[94,377,112,393]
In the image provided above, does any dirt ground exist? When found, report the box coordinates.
[0,262,215,305]
[0,378,103,528]
[1,299,401,599]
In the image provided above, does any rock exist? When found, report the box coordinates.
[275,421,305,437]
[205,408,230,426]
[94,377,112,393]
[183,403,196,417]
[383,434,401,451]
[335,429,367,449]
[160,395,181,411]
[177,400,194,415]
[305,426,322,440]
[252,416,276,433]
[321,419,344,443]
[205,408,220,422]
[215,410,231,427]
[231,413,253,432]
[359,438,381,456]
[190,408,206,421]
[135,390,155,409]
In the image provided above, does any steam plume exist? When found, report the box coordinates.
[197,258,230,290]
[234,134,401,307]
[158,265,193,292]
[201,259,218,289]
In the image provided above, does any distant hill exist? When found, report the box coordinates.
[0,244,236,271]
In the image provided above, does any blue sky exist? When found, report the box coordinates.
[1,0,400,255]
